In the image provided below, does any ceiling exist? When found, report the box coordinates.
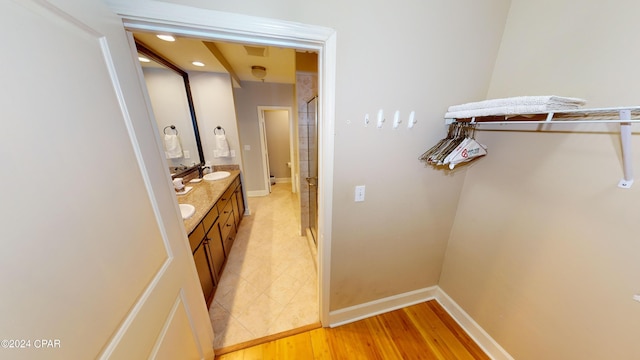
[132,31,298,86]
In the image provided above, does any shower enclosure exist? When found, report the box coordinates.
[305,96,318,244]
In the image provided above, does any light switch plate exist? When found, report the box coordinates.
[355,185,365,202]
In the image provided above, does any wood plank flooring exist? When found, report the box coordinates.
[215,300,489,359]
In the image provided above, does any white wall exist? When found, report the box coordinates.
[440,0,640,358]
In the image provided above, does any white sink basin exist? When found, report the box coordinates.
[179,203,196,220]
[203,171,230,181]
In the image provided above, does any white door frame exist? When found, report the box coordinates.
[258,106,295,195]
[106,0,336,326]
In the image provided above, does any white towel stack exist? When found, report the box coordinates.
[445,95,587,119]
[214,134,230,158]
[164,134,183,159]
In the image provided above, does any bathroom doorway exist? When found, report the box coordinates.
[258,107,295,195]
[117,3,336,347]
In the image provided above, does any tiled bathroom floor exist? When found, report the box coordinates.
[209,183,318,349]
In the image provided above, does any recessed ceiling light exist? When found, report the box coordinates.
[156,34,175,42]
[192,61,205,67]
[138,56,150,63]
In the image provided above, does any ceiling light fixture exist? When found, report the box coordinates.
[251,65,267,81]
[138,56,150,63]
[156,34,175,42]
[192,61,205,67]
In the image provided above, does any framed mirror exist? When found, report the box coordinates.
[135,39,205,178]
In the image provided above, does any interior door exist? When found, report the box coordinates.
[0,1,213,359]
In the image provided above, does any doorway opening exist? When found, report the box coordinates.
[116,1,336,349]
[257,107,295,196]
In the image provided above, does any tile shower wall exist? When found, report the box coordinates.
[296,72,317,233]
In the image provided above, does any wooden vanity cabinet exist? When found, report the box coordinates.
[216,179,240,256]
[186,174,244,306]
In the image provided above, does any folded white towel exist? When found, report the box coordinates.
[448,96,586,112]
[445,96,587,119]
[164,134,183,159]
[214,134,230,157]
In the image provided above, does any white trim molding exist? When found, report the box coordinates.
[434,288,514,360]
[246,190,270,197]
[328,286,438,327]
[106,0,335,46]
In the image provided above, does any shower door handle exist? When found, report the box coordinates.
[305,177,317,186]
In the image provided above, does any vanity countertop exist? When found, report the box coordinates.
[177,170,240,234]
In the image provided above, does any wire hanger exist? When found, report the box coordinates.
[419,122,486,169]
[214,126,225,135]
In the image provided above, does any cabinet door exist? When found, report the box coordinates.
[206,222,225,280]
[235,184,245,225]
[231,187,240,226]
[193,242,215,304]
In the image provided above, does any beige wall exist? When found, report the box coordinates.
[233,81,295,192]
[163,0,512,310]
[440,1,640,358]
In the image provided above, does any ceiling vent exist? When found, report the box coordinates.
[244,45,268,57]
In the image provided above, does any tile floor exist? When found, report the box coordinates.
[209,183,319,349]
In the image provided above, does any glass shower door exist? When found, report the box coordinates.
[306,96,318,245]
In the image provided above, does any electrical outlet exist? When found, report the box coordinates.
[183,150,190,159]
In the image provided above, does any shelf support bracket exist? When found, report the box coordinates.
[618,109,634,189]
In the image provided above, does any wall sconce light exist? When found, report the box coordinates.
[251,65,267,81]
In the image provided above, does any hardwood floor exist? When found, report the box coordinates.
[215,300,489,359]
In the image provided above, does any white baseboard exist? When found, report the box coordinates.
[326,286,513,360]
[328,286,438,327]
[275,177,291,183]
[247,190,269,197]
[434,288,514,360]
